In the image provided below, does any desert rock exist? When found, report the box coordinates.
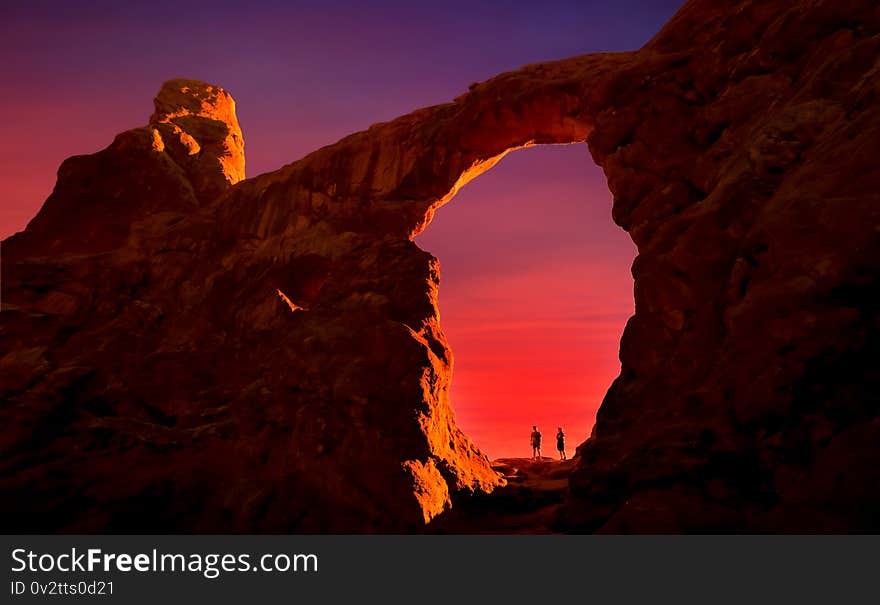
[1,0,878,532]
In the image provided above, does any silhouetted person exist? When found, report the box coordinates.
[530,425,542,459]
[556,427,566,460]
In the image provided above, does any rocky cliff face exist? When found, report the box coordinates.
[565,0,880,533]
[2,0,878,532]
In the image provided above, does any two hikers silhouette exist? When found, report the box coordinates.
[530,426,567,460]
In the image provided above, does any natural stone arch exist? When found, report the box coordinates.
[199,53,632,526]
[220,52,621,243]
[0,50,635,528]
[2,0,879,532]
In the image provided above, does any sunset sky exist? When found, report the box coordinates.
[3,0,683,456]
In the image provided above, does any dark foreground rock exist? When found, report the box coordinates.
[429,458,577,534]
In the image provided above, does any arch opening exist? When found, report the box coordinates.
[415,143,636,459]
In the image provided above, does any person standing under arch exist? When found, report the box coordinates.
[556,427,566,460]
[530,426,542,459]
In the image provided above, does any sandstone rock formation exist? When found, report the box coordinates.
[2,0,878,532]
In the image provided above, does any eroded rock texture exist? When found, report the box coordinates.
[1,0,878,531]
[564,0,880,533]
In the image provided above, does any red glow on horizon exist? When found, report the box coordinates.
[416,144,635,458]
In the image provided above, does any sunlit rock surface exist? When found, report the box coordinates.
[2,0,878,531]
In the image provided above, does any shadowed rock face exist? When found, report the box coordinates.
[1,0,878,532]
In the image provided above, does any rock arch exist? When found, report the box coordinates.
[2,0,879,532]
